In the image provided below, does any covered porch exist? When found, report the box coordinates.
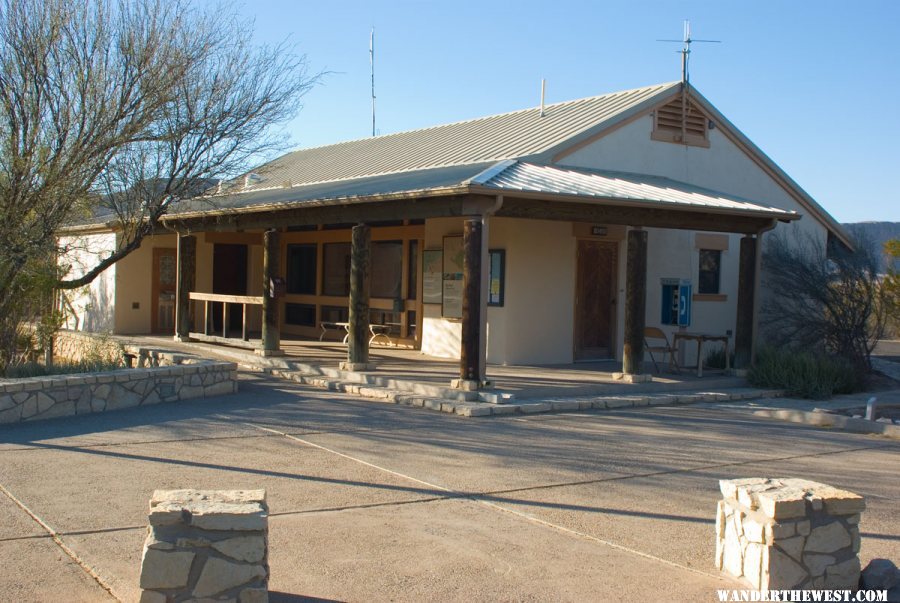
[160,161,798,391]
[115,332,751,404]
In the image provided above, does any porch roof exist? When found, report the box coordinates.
[161,160,798,224]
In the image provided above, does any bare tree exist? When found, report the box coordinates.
[0,0,316,369]
[760,231,888,376]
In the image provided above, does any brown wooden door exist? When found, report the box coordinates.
[212,244,249,332]
[151,248,177,334]
[574,240,617,360]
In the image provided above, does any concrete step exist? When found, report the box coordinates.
[267,365,785,419]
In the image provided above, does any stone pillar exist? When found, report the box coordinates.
[260,230,282,355]
[175,234,196,342]
[622,229,648,375]
[343,223,372,371]
[716,478,865,590]
[139,489,268,603]
[457,217,483,388]
[734,235,757,370]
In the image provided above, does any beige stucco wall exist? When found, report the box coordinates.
[421,216,578,365]
[487,218,577,365]
[558,114,834,363]
[113,233,178,334]
[639,227,739,363]
[82,230,262,336]
[559,114,828,245]
[59,232,118,333]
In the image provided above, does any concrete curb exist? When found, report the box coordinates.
[752,408,900,439]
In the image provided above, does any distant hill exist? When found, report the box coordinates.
[843,221,900,271]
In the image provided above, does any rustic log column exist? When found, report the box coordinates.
[622,228,648,375]
[344,223,372,370]
[261,229,282,355]
[734,235,757,370]
[174,234,196,342]
[458,218,483,386]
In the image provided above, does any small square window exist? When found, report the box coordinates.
[699,249,721,294]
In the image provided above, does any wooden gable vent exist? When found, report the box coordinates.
[651,94,710,148]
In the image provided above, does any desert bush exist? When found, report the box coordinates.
[748,347,858,399]
[705,347,735,370]
[760,231,888,379]
[4,358,123,379]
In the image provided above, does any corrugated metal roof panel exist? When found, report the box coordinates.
[167,162,493,218]
[480,162,797,217]
[226,82,679,194]
[162,160,797,222]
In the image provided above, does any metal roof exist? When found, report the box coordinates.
[226,82,680,194]
[474,162,797,218]
[164,160,797,222]
[167,163,493,218]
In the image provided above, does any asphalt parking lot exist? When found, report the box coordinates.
[1,372,897,602]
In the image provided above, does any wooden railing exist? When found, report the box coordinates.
[188,292,263,342]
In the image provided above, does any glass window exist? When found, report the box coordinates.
[488,249,505,307]
[322,242,351,296]
[286,244,317,295]
[407,240,418,300]
[371,240,402,299]
[284,303,316,326]
[699,249,721,294]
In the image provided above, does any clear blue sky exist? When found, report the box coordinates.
[226,0,899,223]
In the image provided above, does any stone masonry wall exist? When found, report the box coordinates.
[0,362,238,424]
[53,330,124,364]
[140,489,269,603]
[716,477,866,590]
[54,329,194,368]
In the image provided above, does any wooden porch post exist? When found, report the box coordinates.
[261,229,282,355]
[344,223,372,370]
[174,234,196,342]
[622,228,648,375]
[734,235,757,370]
[458,218,483,386]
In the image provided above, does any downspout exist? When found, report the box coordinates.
[750,218,778,363]
[479,194,503,383]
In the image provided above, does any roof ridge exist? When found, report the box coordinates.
[273,81,680,159]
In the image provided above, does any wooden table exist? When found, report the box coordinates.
[671,331,730,377]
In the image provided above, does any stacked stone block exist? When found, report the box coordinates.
[716,478,865,590]
[140,490,269,603]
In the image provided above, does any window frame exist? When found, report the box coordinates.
[698,249,722,295]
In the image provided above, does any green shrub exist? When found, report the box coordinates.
[705,347,735,370]
[3,358,123,379]
[748,347,860,399]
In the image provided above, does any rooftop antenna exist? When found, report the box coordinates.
[657,20,720,89]
[658,20,720,143]
[540,79,546,117]
[370,27,376,137]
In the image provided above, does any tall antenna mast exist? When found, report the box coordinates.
[370,27,376,137]
[657,20,720,89]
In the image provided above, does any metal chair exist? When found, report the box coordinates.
[643,327,679,373]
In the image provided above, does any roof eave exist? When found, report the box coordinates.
[467,183,800,223]
[160,184,474,223]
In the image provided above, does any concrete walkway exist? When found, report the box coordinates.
[1,372,897,602]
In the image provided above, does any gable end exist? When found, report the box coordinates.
[650,94,711,148]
